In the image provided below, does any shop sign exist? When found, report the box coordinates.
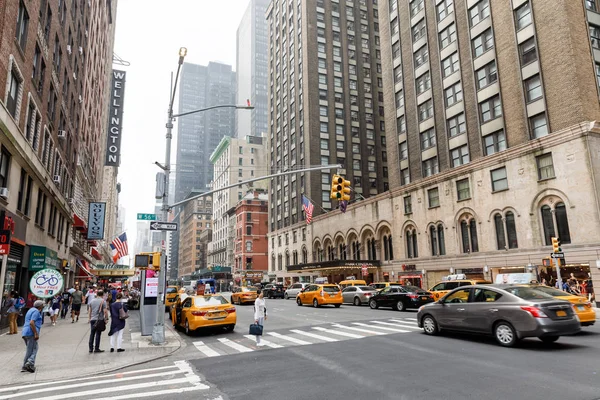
[402,264,416,271]
[245,271,263,279]
[30,268,64,298]
[495,273,536,284]
[457,268,483,274]
[0,229,11,254]
[29,246,59,271]
[361,265,368,276]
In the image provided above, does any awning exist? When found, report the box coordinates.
[91,248,103,261]
[73,214,87,230]
[87,240,99,246]
[397,274,423,279]
[76,259,95,278]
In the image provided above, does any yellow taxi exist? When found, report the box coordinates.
[171,294,236,335]
[523,285,596,326]
[165,286,179,311]
[230,286,258,305]
[297,284,343,308]
[370,282,402,290]
[429,279,491,301]
[339,279,367,289]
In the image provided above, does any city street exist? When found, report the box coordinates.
[5,296,599,400]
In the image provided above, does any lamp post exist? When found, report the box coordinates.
[151,48,254,345]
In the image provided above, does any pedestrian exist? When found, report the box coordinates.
[50,293,61,326]
[86,285,97,314]
[253,289,267,347]
[70,284,83,323]
[60,290,71,319]
[110,286,117,305]
[7,290,20,335]
[108,292,128,353]
[21,300,44,373]
[88,290,108,353]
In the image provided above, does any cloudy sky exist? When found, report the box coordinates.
[113,0,249,255]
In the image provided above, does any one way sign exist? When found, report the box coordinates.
[150,222,178,231]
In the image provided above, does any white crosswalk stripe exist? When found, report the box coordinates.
[0,361,208,400]
[184,318,422,359]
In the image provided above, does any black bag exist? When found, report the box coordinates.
[94,318,106,332]
[249,323,263,336]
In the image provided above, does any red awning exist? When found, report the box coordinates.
[87,240,99,246]
[91,248,103,261]
[76,259,95,278]
[73,214,87,230]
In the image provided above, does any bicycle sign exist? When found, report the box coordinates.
[30,268,64,298]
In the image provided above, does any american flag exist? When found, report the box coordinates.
[302,195,314,224]
[110,232,128,263]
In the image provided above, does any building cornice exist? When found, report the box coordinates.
[209,136,232,163]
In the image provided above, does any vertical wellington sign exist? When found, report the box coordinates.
[105,70,127,166]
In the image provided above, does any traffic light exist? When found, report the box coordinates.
[340,177,351,201]
[331,174,342,199]
[551,237,561,253]
[135,252,162,270]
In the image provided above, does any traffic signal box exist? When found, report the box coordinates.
[551,237,561,253]
[330,174,351,201]
[135,252,162,271]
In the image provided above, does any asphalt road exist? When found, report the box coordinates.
[10,295,600,400]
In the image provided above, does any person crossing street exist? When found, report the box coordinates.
[253,290,268,347]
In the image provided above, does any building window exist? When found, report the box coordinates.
[445,82,463,107]
[494,214,506,250]
[541,203,571,245]
[541,205,555,245]
[441,52,459,77]
[399,141,408,160]
[480,95,502,123]
[397,115,406,133]
[414,46,429,68]
[392,41,401,59]
[415,73,430,95]
[439,23,456,49]
[246,241,252,251]
[410,0,424,17]
[460,219,479,253]
[506,212,518,249]
[476,61,497,90]
[404,195,412,214]
[447,113,466,137]
[15,1,29,50]
[472,28,494,58]
[421,129,436,150]
[451,145,470,167]
[394,65,403,83]
[418,100,433,122]
[491,167,508,192]
[406,228,418,258]
[246,225,252,235]
[456,178,470,200]
[437,0,454,22]
[530,112,548,138]
[0,147,11,188]
[302,247,307,263]
[591,25,600,49]
[519,38,537,65]
[7,68,23,118]
[469,0,490,27]
[587,0,598,11]
[412,19,426,43]
[536,153,555,180]
[484,130,507,156]
[422,157,439,177]
[395,90,404,109]
[428,187,440,208]
[401,168,410,185]
[524,74,543,102]
[515,1,532,30]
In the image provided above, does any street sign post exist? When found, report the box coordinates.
[550,252,565,259]
[137,213,157,221]
[150,222,178,231]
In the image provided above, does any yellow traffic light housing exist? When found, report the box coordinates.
[551,237,561,253]
[136,252,162,270]
[331,174,343,199]
[340,177,351,201]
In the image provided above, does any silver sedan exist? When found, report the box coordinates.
[342,286,379,306]
[417,284,581,347]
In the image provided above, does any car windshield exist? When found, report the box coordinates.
[358,286,374,291]
[403,286,426,293]
[530,286,571,297]
[322,286,340,293]
[242,287,257,292]
[166,287,177,294]
[505,287,555,300]
[194,296,228,306]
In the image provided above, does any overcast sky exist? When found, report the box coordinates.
[113,0,249,257]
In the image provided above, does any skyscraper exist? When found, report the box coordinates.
[236,0,270,138]
[266,0,389,233]
[174,62,236,204]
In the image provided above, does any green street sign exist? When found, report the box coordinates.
[137,213,157,221]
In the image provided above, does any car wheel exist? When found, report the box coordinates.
[237,297,241,305]
[230,297,234,304]
[334,304,341,308]
[284,293,289,300]
[494,321,518,347]
[185,320,191,335]
[297,297,303,306]
[395,300,406,312]
[353,297,362,306]
[422,315,439,336]
[369,299,378,309]
[225,324,235,332]
[313,298,319,308]
[540,336,559,343]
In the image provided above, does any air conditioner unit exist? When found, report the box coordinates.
[67,45,72,54]
[53,175,61,184]
[0,187,8,199]
[78,95,83,104]
[78,46,83,55]
[68,198,74,206]
[57,130,66,138]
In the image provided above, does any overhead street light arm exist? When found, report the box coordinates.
[173,104,254,119]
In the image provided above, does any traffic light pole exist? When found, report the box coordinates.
[554,257,563,290]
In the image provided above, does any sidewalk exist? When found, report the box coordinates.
[0,308,182,387]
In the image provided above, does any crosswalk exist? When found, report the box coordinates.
[0,361,209,400]
[190,317,421,359]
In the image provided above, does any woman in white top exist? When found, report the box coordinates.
[254,290,267,346]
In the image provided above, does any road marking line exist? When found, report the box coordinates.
[95,385,209,400]
[312,326,364,339]
[332,324,386,335]
[386,319,422,330]
[218,337,254,353]
[389,318,419,325]
[267,331,311,345]
[404,317,418,321]
[193,341,221,357]
[244,335,284,348]
[290,329,339,342]
[354,322,409,333]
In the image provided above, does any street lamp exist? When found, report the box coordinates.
[151,49,254,345]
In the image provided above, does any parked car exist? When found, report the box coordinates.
[428,279,491,301]
[342,285,379,306]
[285,283,310,299]
[230,286,258,305]
[339,279,367,289]
[263,284,285,299]
[297,284,342,308]
[369,285,434,311]
[370,282,402,290]
[417,284,581,347]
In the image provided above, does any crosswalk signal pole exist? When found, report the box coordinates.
[551,237,563,290]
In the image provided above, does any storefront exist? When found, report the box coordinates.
[287,260,382,285]
[0,209,27,300]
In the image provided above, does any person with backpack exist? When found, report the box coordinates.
[7,290,22,335]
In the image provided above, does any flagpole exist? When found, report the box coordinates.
[302,193,329,214]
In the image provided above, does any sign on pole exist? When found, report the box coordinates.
[137,213,157,221]
[30,268,64,298]
[550,252,565,259]
[150,222,178,231]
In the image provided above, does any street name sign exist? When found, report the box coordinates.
[150,222,178,231]
[550,252,565,259]
[137,213,157,221]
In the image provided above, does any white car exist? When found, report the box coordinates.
[284,283,310,299]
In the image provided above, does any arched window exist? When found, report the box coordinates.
[302,247,308,263]
[388,235,394,260]
[356,241,361,260]
[246,241,253,252]
[277,254,282,271]
[506,212,518,249]
[367,239,373,260]
[461,218,479,253]
[541,205,555,245]
[371,239,377,260]
[494,214,506,250]
[430,226,438,256]
[285,251,290,267]
[437,225,446,255]
[293,251,298,264]
[406,228,418,258]
[383,236,389,260]
[271,254,275,271]
[339,243,347,260]
[470,220,479,252]
[555,203,571,244]
[461,221,470,253]
[430,224,445,256]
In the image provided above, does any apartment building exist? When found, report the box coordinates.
[177,190,212,278]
